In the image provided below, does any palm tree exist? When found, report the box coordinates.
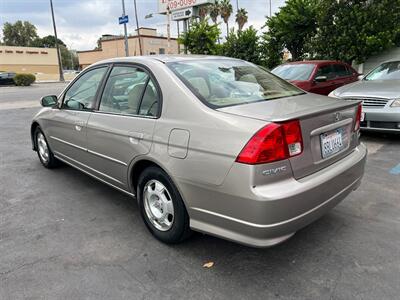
[235,8,248,31]
[219,0,233,36]
[209,0,220,24]
[199,5,209,21]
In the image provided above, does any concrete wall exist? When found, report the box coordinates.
[0,46,58,74]
[355,47,400,74]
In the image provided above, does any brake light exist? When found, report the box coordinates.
[354,103,362,131]
[236,120,303,165]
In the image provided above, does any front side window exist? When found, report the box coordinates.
[63,67,107,110]
[315,65,336,80]
[168,59,304,108]
[272,64,315,81]
[99,66,159,117]
[364,61,400,81]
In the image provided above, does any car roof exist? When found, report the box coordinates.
[283,60,348,65]
[92,54,241,66]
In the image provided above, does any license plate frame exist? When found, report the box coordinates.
[320,128,345,159]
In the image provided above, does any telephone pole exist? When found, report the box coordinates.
[121,0,129,56]
[133,0,142,55]
[49,0,64,82]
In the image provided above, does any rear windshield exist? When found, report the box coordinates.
[364,61,400,81]
[271,64,315,81]
[167,59,304,108]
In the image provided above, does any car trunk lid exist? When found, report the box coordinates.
[218,94,361,179]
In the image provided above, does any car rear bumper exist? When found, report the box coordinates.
[361,108,400,132]
[180,143,367,247]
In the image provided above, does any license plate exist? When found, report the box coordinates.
[320,128,345,158]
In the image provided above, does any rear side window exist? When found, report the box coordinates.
[332,64,351,77]
[99,66,159,117]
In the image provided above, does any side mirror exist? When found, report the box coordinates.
[40,95,58,107]
[65,99,84,110]
[358,74,364,80]
[314,76,327,83]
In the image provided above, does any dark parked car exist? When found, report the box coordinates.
[0,72,16,85]
[272,61,359,95]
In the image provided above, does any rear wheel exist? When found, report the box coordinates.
[35,127,58,168]
[137,166,191,244]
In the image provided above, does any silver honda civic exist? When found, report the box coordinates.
[329,60,400,132]
[31,55,367,247]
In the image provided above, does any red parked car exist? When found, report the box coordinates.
[271,60,359,95]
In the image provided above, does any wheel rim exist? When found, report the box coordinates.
[143,180,174,231]
[37,132,49,163]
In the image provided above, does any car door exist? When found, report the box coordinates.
[85,65,160,189]
[309,64,336,95]
[330,63,353,91]
[46,66,109,167]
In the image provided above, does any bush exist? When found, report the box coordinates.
[13,73,36,86]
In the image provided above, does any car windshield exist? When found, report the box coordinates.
[271,64,315,81]
[167,59,304,108]
[364,61,400,81]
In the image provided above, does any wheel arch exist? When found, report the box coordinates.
[30,121,40,151]
[128,157,190,211]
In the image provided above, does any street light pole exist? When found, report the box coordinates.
[121,0,129,56]
[49,0,64,82]
[269,0,272,17]
[133,0,142,55]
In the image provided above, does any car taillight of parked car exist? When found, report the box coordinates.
[236,120,303,165]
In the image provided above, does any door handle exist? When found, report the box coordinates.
[74,121,85,131]
[129,132,144,144]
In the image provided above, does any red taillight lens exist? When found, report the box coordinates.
[236,120,303,165]
[354,103,362,131]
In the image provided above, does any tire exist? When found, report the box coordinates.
[34,127,59,168]
[137,166,192,244]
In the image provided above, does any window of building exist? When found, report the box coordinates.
[159,48,165,55]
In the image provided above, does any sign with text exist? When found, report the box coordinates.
[158,0,214,14]
[119,15,129,24]
[171,7,193,20]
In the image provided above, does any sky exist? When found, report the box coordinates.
[0,0,286,51]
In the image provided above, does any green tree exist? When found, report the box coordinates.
[263,0,317,63]
[222,27,264,65]
[31,35,66,48]
[219,0,233,36]
[2,21,38,46]
[235,8,248,32]
[311,0,400,64]
[209,0,220,24]
[178,19,221,55]
[32,35,78,70]
[198,5,210,21]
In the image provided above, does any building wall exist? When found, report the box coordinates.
[355,47,400,74]
[77,30,179,69]
[0,46,58,74]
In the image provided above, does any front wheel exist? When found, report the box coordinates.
[35,127,59,168]
[137,166,191,244]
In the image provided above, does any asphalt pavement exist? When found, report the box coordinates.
[0,84,399,300]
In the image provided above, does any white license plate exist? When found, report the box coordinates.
[320,128,345,158]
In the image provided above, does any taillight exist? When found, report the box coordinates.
[236,120,303,165]
[354,103,362,131]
